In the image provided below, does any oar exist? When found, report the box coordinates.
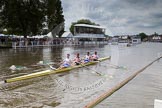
[109,64,127,70]
[80,64,114,79]
[46,60,63,70]
[46,63,57,70]
[80,64,103,76]
[49,65,57,70]
[79,57,103,75]
[36,60,57,66]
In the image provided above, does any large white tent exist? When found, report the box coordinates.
[47,32,54,38]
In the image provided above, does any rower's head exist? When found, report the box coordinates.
[76,53,80,57]
[95,51,97,55]
[67,54,70,58]
[87,52,90,55]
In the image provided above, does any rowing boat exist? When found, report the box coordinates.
[5,56,111,83]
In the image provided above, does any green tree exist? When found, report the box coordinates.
[0,0,46,38]
[70,19,99,34]
[139,32,148,41]
[46,0,64,37]
[154,32,158,36]
[0,0,64,38]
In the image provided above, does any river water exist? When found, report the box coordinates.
[0,43,162,108]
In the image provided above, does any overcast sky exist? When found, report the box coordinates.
[61,0,162,36]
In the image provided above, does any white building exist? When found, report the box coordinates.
[73,24,107,45]
[132,37,141,44]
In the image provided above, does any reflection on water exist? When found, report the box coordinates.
[0,43,162,108]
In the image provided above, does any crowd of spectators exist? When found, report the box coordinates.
[13,38,72,47]
[0,35,108,48]
[0,36,11,45]
[0,36,75,48]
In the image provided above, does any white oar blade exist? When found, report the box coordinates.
[50,65,57,70]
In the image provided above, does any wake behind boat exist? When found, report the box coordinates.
[4,56,111,83]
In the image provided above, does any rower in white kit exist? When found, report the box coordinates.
[83,52,91,63]
[58,54,72,69]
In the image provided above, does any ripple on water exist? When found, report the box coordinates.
[0,43,162,108]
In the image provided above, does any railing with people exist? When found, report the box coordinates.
[0,36,108,48]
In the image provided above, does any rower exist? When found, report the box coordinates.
[73,53,82,65]
[83,52,91,63]
[92,51,99,61]
[59,54,71,69]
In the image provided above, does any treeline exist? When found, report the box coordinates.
[138,32,160,41]
[0,0,64,38]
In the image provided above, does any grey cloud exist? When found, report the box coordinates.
[124,0,156,5]
[136,20,162,28]
[151,12,162,19]
[123,0,157,8]
[61,0,162,35]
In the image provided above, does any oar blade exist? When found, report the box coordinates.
[50,65,57,70]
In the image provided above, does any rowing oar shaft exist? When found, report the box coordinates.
[81,64,102,76]
[84,56,162,108]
